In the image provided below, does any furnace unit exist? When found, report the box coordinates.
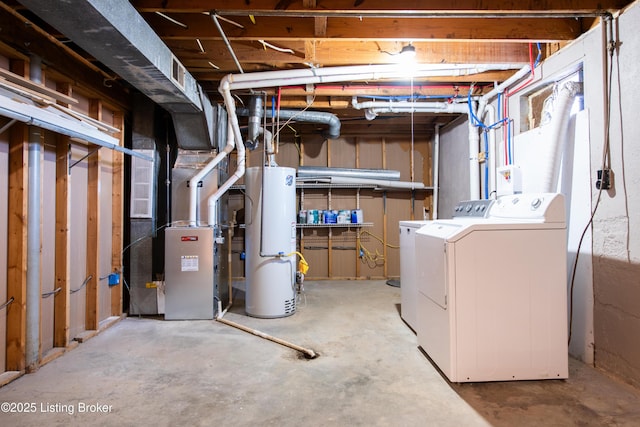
[164,227,215,320]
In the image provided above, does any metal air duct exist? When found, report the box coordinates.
[238,106,341,140]
[19,0,215,150]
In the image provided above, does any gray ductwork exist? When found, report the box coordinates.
[238,102,341,140]
[246,96,264,149]
[19,0,215,151]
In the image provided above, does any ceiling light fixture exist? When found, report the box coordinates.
[399,43,416,59]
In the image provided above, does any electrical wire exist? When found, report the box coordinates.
[271,95,317,142]
[357,230,399,269]
[41,287,62,298]
[70,275,92,294]
[0,296,14,310]
[567,16,617,347]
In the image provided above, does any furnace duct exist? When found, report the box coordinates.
[238,103,341,140]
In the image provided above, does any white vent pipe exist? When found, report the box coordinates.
[206,123,247,227]
[351,98,468,115]
[478,64,532,115]
[539,81,581,192]
[224,64,523,91]
[351,97,477,197]
[433,124,441,219]
[214,63,526,225]
[188,119,235,226]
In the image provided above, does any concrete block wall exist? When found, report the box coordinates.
[591,1,640,388]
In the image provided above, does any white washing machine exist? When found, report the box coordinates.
[399,220,429,331]
[415,193,568,382]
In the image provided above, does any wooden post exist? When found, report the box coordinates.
[85,148,100,330]
[6,123,28,371]
[85,99,101,330]
[54,135,71,347]
[111,111,124,316]
[53,82,72,348]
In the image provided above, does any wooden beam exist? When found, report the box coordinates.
[0,68,78,105]
[85,99,102,330]
[131,0,629,14]
[111,111,125,317]
[6,123,28,372]
[147,14,582,42]
[0,6,131,111]
[170,39,531,66]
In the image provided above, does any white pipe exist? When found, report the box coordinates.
[471,65,531,199]
[206,120,246,226]
[539,81,580,192]
[225,64,524,91]
[467,107,480,200]
[433,124,440,219]
[479,64,532,108]
[484,104,497,198]
[214,63,524,222]
[188,118,235,226]
[212,14,244,74]
[26,55,42,372]
[352,98,468,114]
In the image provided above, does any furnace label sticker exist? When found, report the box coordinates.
[181,255,199,272]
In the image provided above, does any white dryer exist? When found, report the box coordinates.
[415,193,568,382]
[399,220,429,331]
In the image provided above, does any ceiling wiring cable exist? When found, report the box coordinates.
[611,23,631,263]
[568,15,618,347]
[271,95,318,142]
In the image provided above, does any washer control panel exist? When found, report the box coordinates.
[452,199,495,218]
[489,193,566,222]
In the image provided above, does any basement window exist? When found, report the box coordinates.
[525,70,583,131]
[171,55,185,89]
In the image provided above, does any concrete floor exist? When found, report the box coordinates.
[1,280,639,426]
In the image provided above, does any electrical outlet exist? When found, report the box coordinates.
[596,169,612,190]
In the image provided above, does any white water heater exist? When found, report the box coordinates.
[245,166,297,318]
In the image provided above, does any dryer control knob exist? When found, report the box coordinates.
[531,198,542,209]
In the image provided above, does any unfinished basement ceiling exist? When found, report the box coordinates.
[4,0,635,137]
